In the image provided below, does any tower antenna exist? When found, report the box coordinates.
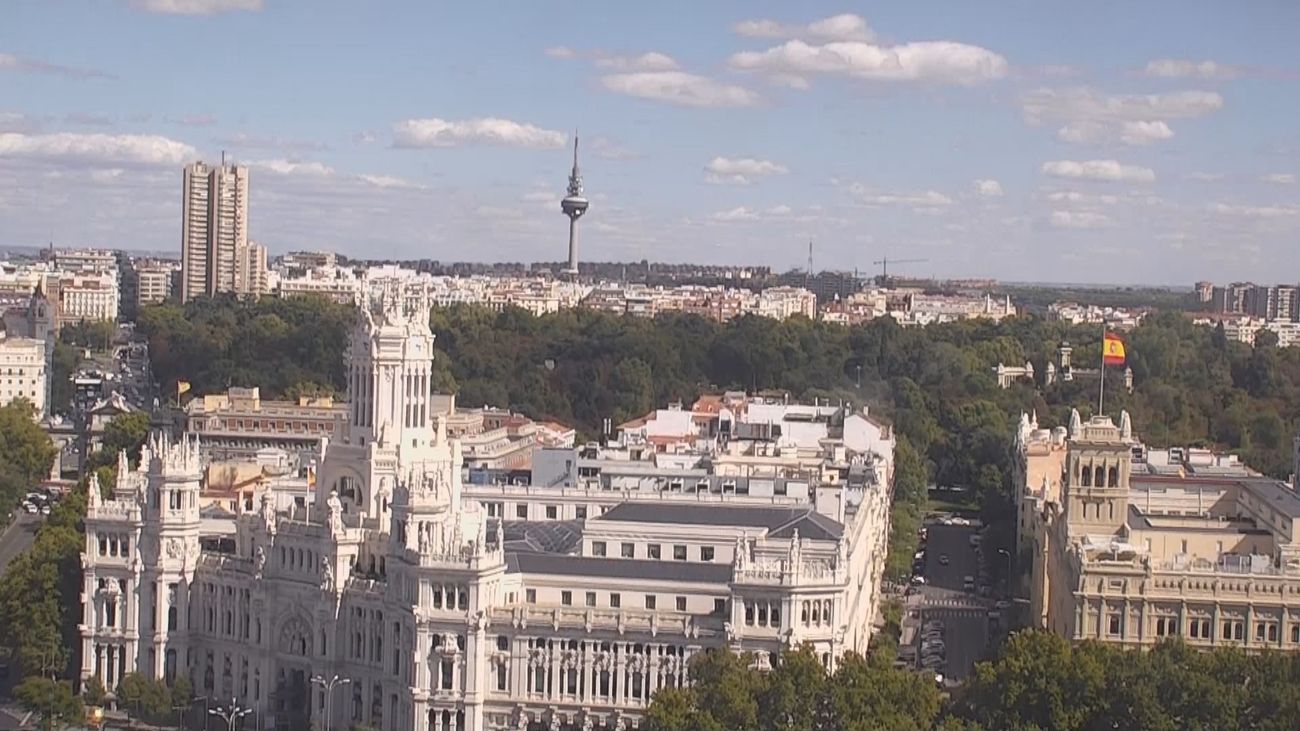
[559,131,590,278]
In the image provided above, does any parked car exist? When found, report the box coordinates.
[911,575,927,585]
[939,554,950,566]
[23,503,37,514]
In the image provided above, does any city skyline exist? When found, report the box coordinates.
[1,2,1298,284]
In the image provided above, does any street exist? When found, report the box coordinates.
[0,514,39,575]
[905,521,993,681]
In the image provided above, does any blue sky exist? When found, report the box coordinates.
[2,1,1298,284]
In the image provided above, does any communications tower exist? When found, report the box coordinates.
[559,134,589,276]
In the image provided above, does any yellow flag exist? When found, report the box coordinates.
[177,380,192,396]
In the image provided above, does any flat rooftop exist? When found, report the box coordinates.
[596,502,842,540]
[506,552,733,583]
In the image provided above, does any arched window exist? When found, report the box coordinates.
[1108,466,1119,487]
[1081,465,1092,487]
[1094,465,1105,488]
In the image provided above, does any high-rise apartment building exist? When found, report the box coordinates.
[180,161,259,302]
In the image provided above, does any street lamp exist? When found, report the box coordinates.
[997,548,1013,594]
[173,695,205,731]
[311,674,351,731]
[855,364,862,390]
[208,698,252,731]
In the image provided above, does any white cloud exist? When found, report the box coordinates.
[129,0,262,13]
[728,39,1008,86]
[709,206,760,222]
[1187,171,1223,182]
[973,179,1004,197]
[1058,119,1175,145]
[733,13,875,42]
[1046,191,1119,205]
[352,131,376,145]
[594,52,679,72]
[1119,120,1174,145]
[1208,202,1300,218]
[1042,159,1156,183]
[850,184,954,207]
[1050,210,1113,229]
[600,71,760,108]
[1023,87,1223,123]
[357,174,424,190]
[0,52,108,80]
[703,156,789,185]
[392,117,566,149]
[544,46,577,60]
[0,132,196,166]
[250,159,335,176]
[64,112,115,127]
[520,190,555,204]
[1145,59,1241,80]
[1261,173,1296,185]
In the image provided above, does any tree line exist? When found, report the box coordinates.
[644,631,1300,731]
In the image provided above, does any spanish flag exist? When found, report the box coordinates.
[1102,333,1126,367]
[177,380,192,396]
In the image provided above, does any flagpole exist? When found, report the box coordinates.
[1098,320,1106,417]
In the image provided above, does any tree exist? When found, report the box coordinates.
[0,400,57,496]
[117,672,171,719]
[82,675,107,707]
[14,675,84,730]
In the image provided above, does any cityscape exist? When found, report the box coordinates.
[2,3,1300,731]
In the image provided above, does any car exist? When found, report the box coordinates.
[996,600,1012,610]
[40,505,51,516]
[970,534,982,547]
[922,640,946,652]
[938,554,950,566]
[914,550,925,560]
[920,655,945,669]
[910,575,927,585]
[923,620,945,631]
[963,575,975,589]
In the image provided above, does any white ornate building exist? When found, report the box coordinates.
[80,284,892,731]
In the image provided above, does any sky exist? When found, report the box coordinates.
[2,1,1299,284]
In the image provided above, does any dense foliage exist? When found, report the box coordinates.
[138,294,355,400]
[0,400,57,511]
[644,632,1300,731]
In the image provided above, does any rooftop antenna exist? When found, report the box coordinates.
[221,149,226,166]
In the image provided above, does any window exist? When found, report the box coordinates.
[1155,617,1178,637]
[700,546,715,562]
[644,595,656,610]
[592,541,607,557]
[545,505,557,520]
[621,543,635,558]
[575,506,587,520]
[1190,619,1211,639]
[525,589,536,604]
[648,544,662,559]
[673,545,687,561]
[610,593,621,608]
[676,596,686,612]
[1107,613,1121,636]
[714,599,726,615]
[561,591,572,606]
[585,592,596,607]
[516,504,528,519]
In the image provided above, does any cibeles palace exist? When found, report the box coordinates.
[79,285,894,731]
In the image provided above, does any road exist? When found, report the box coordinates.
[909,521,992,681]
[0,514,40,574]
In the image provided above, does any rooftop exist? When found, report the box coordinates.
[506,551,733,584]
[596,502,843,540]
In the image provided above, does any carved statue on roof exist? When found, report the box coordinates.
[1119,410,1133,441]
[1069,408,1083,440]
[326,489,344,535]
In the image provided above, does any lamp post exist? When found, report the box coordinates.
[310,674,351,731]
[997,548,1013,594]
[855,364,862,390]
[208,698,252,731]
[173,695,205,731]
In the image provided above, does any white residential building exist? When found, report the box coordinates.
[0,331,48,418]
[81,285,893,731]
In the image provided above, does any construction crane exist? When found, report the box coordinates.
[872,256,928,284]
